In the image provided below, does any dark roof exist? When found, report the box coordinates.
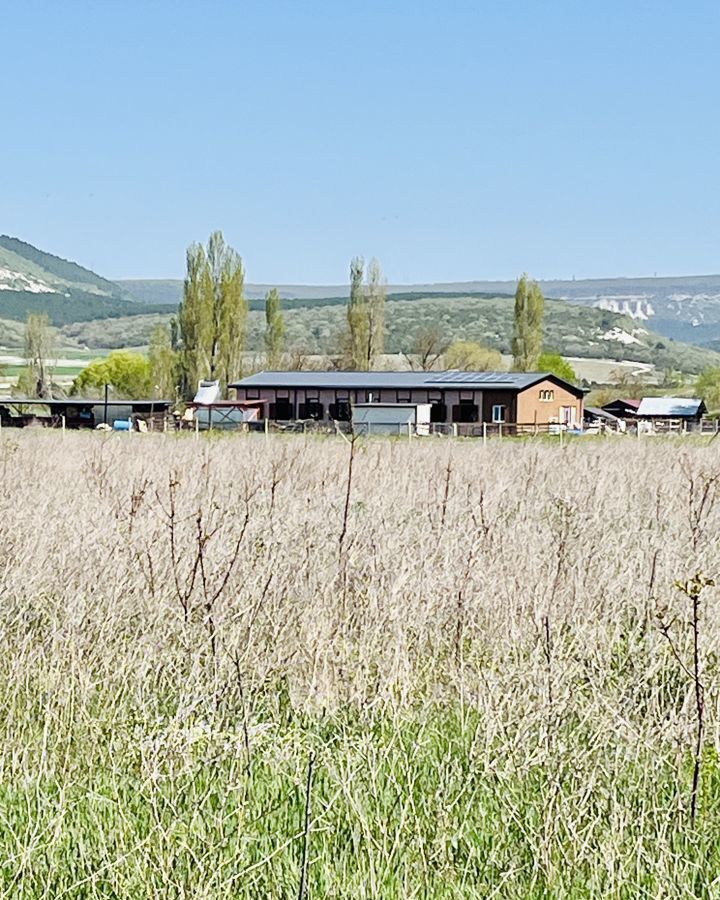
[585,406,622,422]
[602,398,641,410]
[0,398,172,409]
[231,370,583,396]
[187,399,268,408]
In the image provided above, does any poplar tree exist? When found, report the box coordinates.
[148,324,179,399]
[178,242,212,397]
[264,288,285,369]
[346,256,368,369]
[512,274,544,371]
[365,258,386,366]
[24,312,55,399]
[177,231,247,397]
[344,256,386,370]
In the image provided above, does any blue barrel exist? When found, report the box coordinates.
[112,418,132,431]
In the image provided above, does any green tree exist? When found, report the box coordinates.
[538,352,577,384]
[444,340,502,371]
[148,325,179,399]
[24,312,56,398]
[177,231,247,397]
[73,351,152,399]
[344,257,386,370]
[365,258,386,367]
[264,288,285,369]
[178,242,212,397]
[512,274,544,371]
[696,367,720,412]
[345,256,369,369]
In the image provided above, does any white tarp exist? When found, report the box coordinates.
[193,380,220,405]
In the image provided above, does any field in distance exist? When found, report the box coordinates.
[2,431,720,896]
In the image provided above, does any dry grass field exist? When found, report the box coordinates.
[2,430,720,897]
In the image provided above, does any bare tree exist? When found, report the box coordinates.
[402,325,448,371]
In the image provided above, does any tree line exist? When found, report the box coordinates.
[14,230,578,401]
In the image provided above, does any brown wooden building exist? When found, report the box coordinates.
[229,371,584,429]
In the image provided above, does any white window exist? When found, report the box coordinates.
[492,404,506,423]
[539,389,554,401]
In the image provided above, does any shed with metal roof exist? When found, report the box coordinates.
[636,397,707,420]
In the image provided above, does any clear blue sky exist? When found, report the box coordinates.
[2,0,719,283]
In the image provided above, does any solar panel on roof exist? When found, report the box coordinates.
[425,371,515,384]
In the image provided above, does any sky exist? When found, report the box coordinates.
[1,0,719,283]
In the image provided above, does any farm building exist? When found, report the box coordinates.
[191,400,267,430]
[583,406,626,432]
[601,398,641,419]
[230,371,584,430]
[188,379,268,430]
[0,398,172,429]
[635,397,707,430]
[352,402,432,436]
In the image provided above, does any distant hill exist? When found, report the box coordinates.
[0,237,175,326]
[62,291,720,375]
[3,241,720,375]
[118,274,720,348]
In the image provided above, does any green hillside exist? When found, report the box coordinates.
[0,237,175,326]
[57,292,720,375]
[0,236,129,297]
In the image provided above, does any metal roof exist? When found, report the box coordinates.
[0,398,172,408]
[231,370,576,392]
[636,397,705,417]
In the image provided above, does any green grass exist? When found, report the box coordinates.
[3,681,720,897]
[1,365,84,377]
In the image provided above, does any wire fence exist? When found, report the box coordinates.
[2,410,719,440]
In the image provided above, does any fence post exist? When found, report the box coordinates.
[195,416,199,440]
[61,415,65,437]
[482,422,487,446]
[452,423,458,438]
[408,421,412,443]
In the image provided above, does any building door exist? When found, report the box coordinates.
[560,406,576,426]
